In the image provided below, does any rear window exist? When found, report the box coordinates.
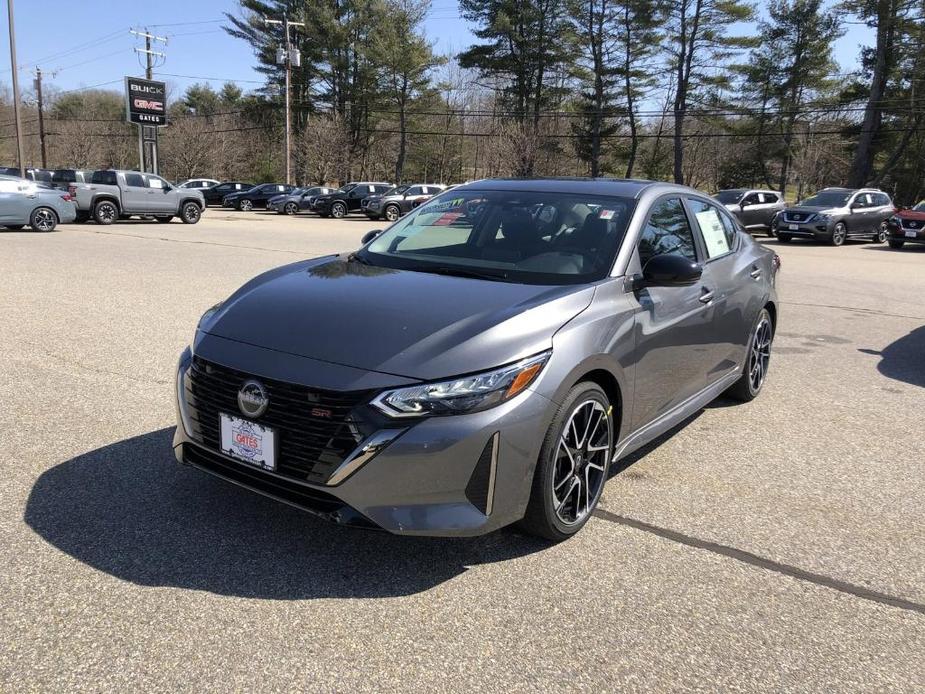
[52,170,77,183]
[91,170,117,185]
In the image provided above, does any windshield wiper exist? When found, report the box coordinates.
[347,251,373,265]
[414,265,509,282]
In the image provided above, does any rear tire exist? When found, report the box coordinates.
[726,308,773,402]
[29,207,58,232]
[520,382,613,542]
[180,202,201,224]
[93,200,118,225]
[888,239,905,250]
[872,223,887,244]
[155,216,173,224]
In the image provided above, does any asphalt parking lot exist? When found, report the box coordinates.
[2,210,923,691]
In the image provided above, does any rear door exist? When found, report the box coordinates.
[121,172,149,213]
[629,196,719,431]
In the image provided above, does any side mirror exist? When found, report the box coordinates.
[361,229,383,245]
[635,254,702,289]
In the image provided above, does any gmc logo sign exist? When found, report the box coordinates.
[132,98,164,111]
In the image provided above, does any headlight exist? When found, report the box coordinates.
[371,351,550,418]
[813,213,830,223]
[195,301,224,341]
[889,215,900,225]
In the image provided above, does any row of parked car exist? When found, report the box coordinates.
[199,179,450,222]
[716,186,924,250]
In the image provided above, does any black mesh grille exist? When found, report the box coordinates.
[185,356,371,484]
[465,434,497,515]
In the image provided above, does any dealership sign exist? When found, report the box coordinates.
[125,77,167,126]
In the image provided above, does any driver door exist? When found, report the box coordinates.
[629,196,719,431]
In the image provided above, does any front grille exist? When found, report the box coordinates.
[186,356,371,484]
[901,218,922,230]
[784,212,809,223]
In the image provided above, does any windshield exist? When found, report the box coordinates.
[714,190,744,204]
[360,189,635,285]
[290,188,305,195]
[913,201,925,212]
[800,191,851,207]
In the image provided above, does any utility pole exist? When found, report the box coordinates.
[130,28,166,174]
[33,67,47,168]
[264,15,303,185]
[6,0,25,174]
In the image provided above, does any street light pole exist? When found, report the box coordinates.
[7,0,26,174]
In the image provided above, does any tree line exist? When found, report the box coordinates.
[1,0,923,203]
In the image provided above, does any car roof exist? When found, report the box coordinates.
[457,177,694,199]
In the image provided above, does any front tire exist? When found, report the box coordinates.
[180,202,201,224]
[520,383,613,541]
[726,308,773,402]
[238,199,253,212]
[778,233,792,243]
[93,200,118,225]
[384,204,401,222]
[284,202,299,215]
[829,222,847,246]
[331,201,348,219]
[872,223,887,244]
[888,239,905,250]
[30,207,58,232]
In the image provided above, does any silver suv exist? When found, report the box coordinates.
[774,188,895,246]
[714,189,786,237]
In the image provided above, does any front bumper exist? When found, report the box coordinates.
[173,343,554,536]
[777,218,831,239]
[888,223,925,244]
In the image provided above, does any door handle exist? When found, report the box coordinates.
[749,266,762,279]
[699,288,715,304]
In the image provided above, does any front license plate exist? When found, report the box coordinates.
[906,230,918,238]
[220,413,276,471]
[788,224,799,230]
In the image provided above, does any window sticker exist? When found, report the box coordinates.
[599,209,615,220]
[695,209,731,258]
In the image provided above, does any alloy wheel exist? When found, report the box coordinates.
[332,202,347,218]
[33,208,56,231]
[239,199,253,211]
[551,399,612,526]
[875,223,887,243]
[385,205,400,222]
[285,202,298,215]
[832,223,847,246]
[748,316,773,394]
[96,202,116,224]
[182,203,200,223]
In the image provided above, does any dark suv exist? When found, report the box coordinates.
[313,182,392,218]
[362,184,447,222]
[774,188,895,246]
[714,189,786,237]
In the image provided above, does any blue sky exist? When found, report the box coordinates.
[0,1,872,101]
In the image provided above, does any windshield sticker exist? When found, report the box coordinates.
[423,196,465,214]
[598,209,615,220]
[432,211,463,226]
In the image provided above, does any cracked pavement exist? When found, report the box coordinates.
[2,213,923,692]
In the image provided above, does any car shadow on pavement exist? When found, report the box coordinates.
[858,325,925,388]
[24,428,550,600]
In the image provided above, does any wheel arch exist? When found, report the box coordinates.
[764,299,777,336]
[93,195,121,212]
[179,197,203,211]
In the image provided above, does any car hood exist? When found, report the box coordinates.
[787,205,840,216]
[897,209,925,221]
[200,256,595,381]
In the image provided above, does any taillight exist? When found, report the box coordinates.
[772,254,781,272]
[67,183,76,197]
[60,193,73,202]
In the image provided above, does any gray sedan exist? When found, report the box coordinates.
[0,175,77,231]
[174,179,779,541]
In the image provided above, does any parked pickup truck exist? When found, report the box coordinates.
[70,169,205,225]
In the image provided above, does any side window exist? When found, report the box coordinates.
[742,193,761,205]
[123,173,145,187]
[146,175,165,189]
[405,186,422,196]
[853,194,869,209]
[764,193,779,204]
[874,193,890,206]
[637,197,697,268]
[688,198,734,259]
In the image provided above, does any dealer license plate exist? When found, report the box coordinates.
[220,413,276,471]
[788,224,799,230]
[906,230,918,238]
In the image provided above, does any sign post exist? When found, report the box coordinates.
[125,77,166,174]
